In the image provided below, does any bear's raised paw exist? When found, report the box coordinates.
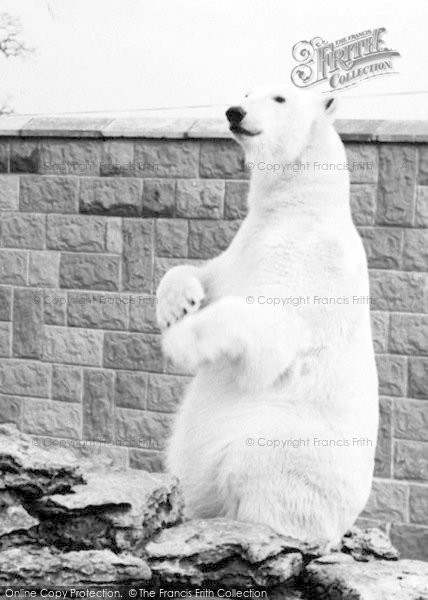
[156,265,205,331]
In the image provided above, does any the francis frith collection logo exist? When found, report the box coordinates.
[291,28,400,91]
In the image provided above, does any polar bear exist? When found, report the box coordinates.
[156,85,379,546]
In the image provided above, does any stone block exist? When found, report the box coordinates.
[0,287,12,320]
[394,440,428,481]
[0,360,50,397]
[418,144,428,184]
[350,184,376,225]
[79,177,142,216]
[122,219,153,291]
[390,524,428,561]
[147,373,189,412]
[103,332,162,372]
[345,143,379,183]
[200,140,249,179]
[43,326,103,366]
[12,288,44,359]
[83,369,115,441]
[0,214,45,250]
[359,227,402,269]
[415,186,428,226]
[361,479,408,522]
[155,219,188,257]
[28,251,60,288]
[10,140,39,173]
[20,175,79,213]
[0,250,27,285]
[52,365,82,403]
[22,398,81,438]
[403,229,428,271]
[176,179,224,218]
[394,399,428,442]
[134,140,199,178]
[106,218,122,253]
[408,358,428,399]
[43,289,66,326]
[0,175,19,210]
[0,141,9,172]
[0,395,21,425]
[100,140,135,176]
[115,370,147,410]
[224,180,249,219]
[67,292,128,330]
[47,215,107,252]
[375,354,407,397]
[129,297,159,333]
[142,179,176,217]
[390,314,428,356]
[115,407,172,450]
[377,145,417,225]
[0,322,11,357]
[409,485,428,525]
[370,311,389,353]
[40,139,102,176]
[188,219,240,259]
[369,270,427,312]
[59,253,120,291]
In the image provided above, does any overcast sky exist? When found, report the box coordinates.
[1,0,427,119]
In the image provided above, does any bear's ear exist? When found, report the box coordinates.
[324,96,338,117]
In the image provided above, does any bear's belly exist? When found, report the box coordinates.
[167,344,378,543]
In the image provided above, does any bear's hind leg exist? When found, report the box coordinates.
[223,476,342,546]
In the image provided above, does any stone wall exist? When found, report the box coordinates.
[0,116,427,560]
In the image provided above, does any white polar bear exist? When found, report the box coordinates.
[156,86,379,546]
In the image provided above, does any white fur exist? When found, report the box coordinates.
[156,86,378,546]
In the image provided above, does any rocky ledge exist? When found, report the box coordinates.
[0,424,427,599]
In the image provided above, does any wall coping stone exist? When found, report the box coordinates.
[0,116,427,142]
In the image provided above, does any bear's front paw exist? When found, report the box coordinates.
[156,269,205,331]
[162,318,200,371]
[162,307,244,371]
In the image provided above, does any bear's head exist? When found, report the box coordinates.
[226,85,338,164]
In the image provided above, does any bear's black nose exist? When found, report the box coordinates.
[226,106,246,124]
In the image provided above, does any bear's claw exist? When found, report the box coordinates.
[156,268,205,331]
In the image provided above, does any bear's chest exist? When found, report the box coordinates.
[210,222,359,297]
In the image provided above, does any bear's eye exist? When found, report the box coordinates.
[274,96,286,103]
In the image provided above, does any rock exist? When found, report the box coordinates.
[341,527,400,561]
[0,490,39,549]
[0,490,38,537]
[0,546,151,586]
[305,557,428,599]
[145,518,317,587]
[0,423,84,497]
[0,424,183,552]
[35,470,183,550]
[312,553,355,565]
